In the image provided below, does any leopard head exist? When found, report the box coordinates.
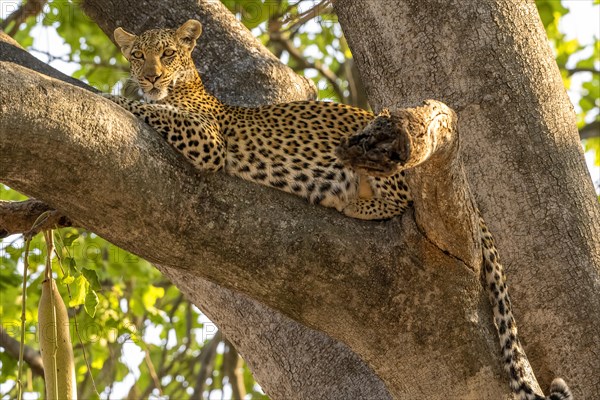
[114,20,202,101]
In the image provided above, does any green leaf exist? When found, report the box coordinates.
[84,289,99,317]
[62,231,80,247]
[65,256,78,275]
[142,285,165,314]
[82,267,102,291]
[535,0,569,29]
[0,185,28,201]
[69,274,89,307]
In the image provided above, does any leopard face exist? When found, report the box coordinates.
[114,20,202,101]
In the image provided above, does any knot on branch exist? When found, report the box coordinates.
[336,100,457,177]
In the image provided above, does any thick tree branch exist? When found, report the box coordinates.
[336,1,600,397]
[1,7,385,397]
[0,200,71,238]
[338,101,479,265]
[0,32,92,91]
[0,61,509,398]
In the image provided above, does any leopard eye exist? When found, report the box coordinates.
[163,49,176,57]
[131,50,144,60]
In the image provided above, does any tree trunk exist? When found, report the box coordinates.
[335,0,600,398]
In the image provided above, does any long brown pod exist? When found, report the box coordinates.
[38,231,77,399]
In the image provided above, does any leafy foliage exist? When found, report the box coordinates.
[536,0,600,166]
[223,0,360,104]
[5,0,128,92]
[1,224,266,398]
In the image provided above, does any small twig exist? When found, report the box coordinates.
[271,35,344,100]
[566,67,599,76]
[16,236,32,400]
[283,0,332,32]
[143,346,163,396]
[29,48,129,72]
[0,0,48,36]
[185,302,193,346]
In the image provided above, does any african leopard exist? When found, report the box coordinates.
[104,19,572,400]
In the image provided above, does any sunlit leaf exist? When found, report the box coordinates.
[84,289,99,317]
[81,267,101,290]
[69,274,89,307]
[0,185,28,201]
[142,285,165,313]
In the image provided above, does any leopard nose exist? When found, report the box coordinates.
[145,73,162,83]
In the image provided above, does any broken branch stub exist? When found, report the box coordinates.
[337,100,479,267]
[336,100,457,175]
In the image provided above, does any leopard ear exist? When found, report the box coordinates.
[114,27,137,60]
[379,108,391,117]
[176,20,202,52]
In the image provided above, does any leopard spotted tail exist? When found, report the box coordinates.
[479,217,572,400]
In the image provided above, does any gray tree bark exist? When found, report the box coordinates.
[335,0,600,398]
[0,0,598,399]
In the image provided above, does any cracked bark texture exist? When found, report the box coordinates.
[336,0,600,398]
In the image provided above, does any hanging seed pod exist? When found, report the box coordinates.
[39,231,77,399]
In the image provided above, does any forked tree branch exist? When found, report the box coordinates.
[0,60,509,397]
[335,1,600,396]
